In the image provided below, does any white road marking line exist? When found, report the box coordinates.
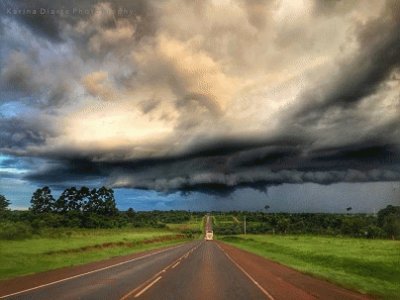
[0,243,187,299]
[171,261,181,269]
[119,242,200,300]
[217,244,275,300]
[134,276,162,298]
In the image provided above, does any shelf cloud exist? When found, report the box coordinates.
[1,0,399,195]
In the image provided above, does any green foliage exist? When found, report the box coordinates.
[94,186,118,216]
[377,205,400,239]
[30,187,56,213]
[26,186,120,229]
[9,190,400,240]
[0,221,32,240]
[382,215,400,239]
[377,205,400,225]
[0,229,190,280]
[54,186,118,216]
[221,234,400,299]
[55,187,80,212]
[0,195,11,222]
[212,206,400,239]
[0,194,10,211]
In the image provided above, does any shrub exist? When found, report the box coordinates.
[0,221,33,240]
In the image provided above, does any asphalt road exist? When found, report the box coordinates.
[2,241,268,300]
[134,241,267,300]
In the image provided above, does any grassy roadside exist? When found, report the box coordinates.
[220,234,400,299]
[166,215,204,237]
[0,228,191,280]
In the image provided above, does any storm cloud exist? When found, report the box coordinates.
[0,0,399,195]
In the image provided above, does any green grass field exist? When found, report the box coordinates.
[166,215,204,234]
[0,228,190,280]
[220,234,400,299]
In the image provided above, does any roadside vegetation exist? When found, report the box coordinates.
[220,234,400,299]
[1,189,399,297]
[0,187,203,239]
[1,188,398,240]
[210,210,400,299]
[0,189,204,280]
[211,207,400,239]
[0,228,189,280]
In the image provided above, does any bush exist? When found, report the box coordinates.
[0,221,33,240]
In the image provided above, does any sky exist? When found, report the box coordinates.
[0,0,399,212]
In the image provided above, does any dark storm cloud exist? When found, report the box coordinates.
[0,0,153,42]
[0,51,35,95]
[0,156,30,169]
[0,0,63,42]
[0,50,74,108]
[24,158,104,188]
[1,0,399,195]
[0,116,58,152]
[0,0,155,108]
[295,0,400,122]
[0,170,23,179]
[23,135,400,195]
[310,143,400,166]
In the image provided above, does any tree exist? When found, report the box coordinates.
[98,187,118,216]
[378,205,400,239]
[341,216,364,236]
[382,215,400,240]
[79,187,92,212]
[0,194,10,212]
[30,187,55,213]
[276,217,290,233]
[75,186,118,216]
[127,208,136,219]
[56,187,80,212]
[377,205,400,226]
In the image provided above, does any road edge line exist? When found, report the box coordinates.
[0,242,188,299]
[217,243,275,300]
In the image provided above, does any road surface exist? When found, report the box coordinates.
[0,240,371,300]
[0,216,370,299]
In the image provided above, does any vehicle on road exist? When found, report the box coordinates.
[204,214,213,240]
[205,230,213,241]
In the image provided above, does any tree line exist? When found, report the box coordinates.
[212,207,400,239]
[0,186,121,232]
[0,188,198,239]
[0,190,399,240]
[30,186,118,216]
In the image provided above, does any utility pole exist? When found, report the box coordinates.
[243,216,246,235]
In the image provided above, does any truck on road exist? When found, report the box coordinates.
[205,214,213,240]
